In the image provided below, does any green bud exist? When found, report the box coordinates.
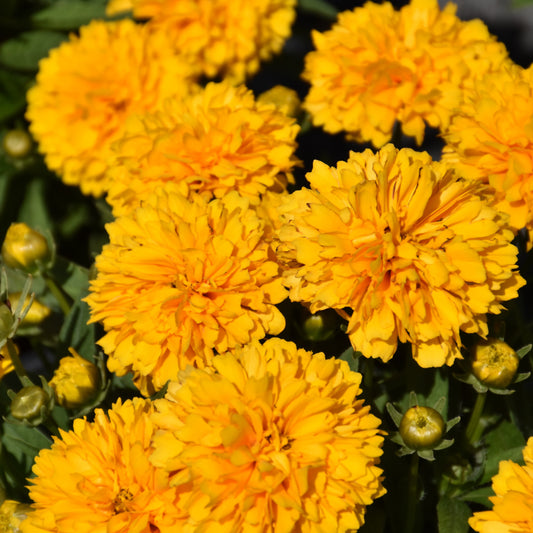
[399,405,445,451]
[10,385,49,423]
[2,129,33,159]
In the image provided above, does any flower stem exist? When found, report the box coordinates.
[465,392,487,445]
[6,338,28,385]
[406,452,419,533]
[43,274,71,315]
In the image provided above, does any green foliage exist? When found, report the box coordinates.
[437,496,471,533]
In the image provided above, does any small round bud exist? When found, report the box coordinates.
[1,223,51,273]
[301,309,338,342]
[2,129,33,159]
[49,348,100,409]
[0,499,32,532]
[257,85,302,117]
[399,405,445,451]
[10,385,49,423]
[8,292,51,326]
[471,338,519,389]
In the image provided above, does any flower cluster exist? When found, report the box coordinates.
[20,340,385,532]
[86,188,287,395]
[26,19,196,197]
[302,0,508,147]
[105,81,300,217]
[105,0,297,82]
[274,144,525,367]
[442,63,533,237]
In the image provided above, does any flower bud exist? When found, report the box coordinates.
[10,385,50,423]
[257,85,302,117]
[471,338,519,389]
[2,129,33,159]
[301,309,338,342]
[49,348,100,409]
[0,499,32,532]
[8,293,51,326]
[399,405,445,451]
[1,223,51,273]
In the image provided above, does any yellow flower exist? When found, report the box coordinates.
[1,223,51,273]
[0,499,31,532]
[85,188,287,396]
[257,85,302,117]
[274,144,525,367]
[470,436,533,532]
[8,293,51,326]
[49,348,100,409]
[105,81,299,217]
[442,62,533,234]
[150,337,385,532]
[302,0,508,147]
[26,19,197,197]
[21,398,181,533]
[470,338,520,390]
[106,0,296,82]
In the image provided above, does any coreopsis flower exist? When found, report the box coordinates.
[106,0,297,82]
[274,145,525,367]
[442,62,533,235]
[302,0,508,147]
[26,19,197,197]
[86,188,287,395]
[470,436,533,532]
[21,398,181,533]
[105,81,299,217]
[150,337,385,532]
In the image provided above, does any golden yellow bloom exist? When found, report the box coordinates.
[86,188,287,396]
[1,223,50,273]
[21,398,181,533]
[49,348,100,409]
[302,0,508,147]
[0,499,31,532]
[257,85,302,117]
[26,19,197,197]
[442,62,533,234]
[470,436,533,532]
[151,337,385,532]
[105,81,299,217]
[106,0,296,82]
[274,145,525,367]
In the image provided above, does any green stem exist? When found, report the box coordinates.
[406,453,420,533]
[43,274,71,315]
[6,338,28,385]
[465,392,487,445]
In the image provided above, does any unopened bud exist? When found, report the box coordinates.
[8,293,51,326]
[257,85,301,117]
[471,338,519,389]
[399,405,445,451]
[301,309,338,342]
[49,348,100,409]
[10,385,50,423]
[2,129,33,159]
[1,223,51,273]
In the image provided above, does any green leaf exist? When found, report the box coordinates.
[49,255,89,302]
[0,69,31,122]
[1,421,52,468]
[459,486,494,508]
[17,176,53,230]
[32,1,107,31]
[59,291,95,358]
[0,30,67,72]
[437,496,471,533]
[481,420,526,484]
[298,0,338,20]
